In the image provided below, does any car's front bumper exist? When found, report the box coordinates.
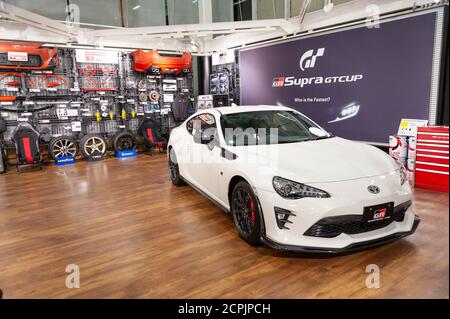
[255,171,419,254]
[261,215,420,254]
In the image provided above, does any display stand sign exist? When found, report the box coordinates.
[116,149,137,158]
[197,95,213,109]
[75,49,119,64]
[55,155,76,166]
[212,50,235,65]
[397,119,429,137]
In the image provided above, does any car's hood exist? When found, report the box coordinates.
[233,137,398,184]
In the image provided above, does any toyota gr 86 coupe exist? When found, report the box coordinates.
[167,105,420,254]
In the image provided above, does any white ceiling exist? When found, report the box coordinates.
[0,0,443,54]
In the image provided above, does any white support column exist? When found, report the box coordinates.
[198,0,213,24]
[284,0,291,19]
[252,0,258,20]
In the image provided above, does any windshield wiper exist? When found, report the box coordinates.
[310,135,335,141]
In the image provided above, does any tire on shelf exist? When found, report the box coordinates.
[48,136,78,161]
[79,134,107,161]
[113,131,137,152]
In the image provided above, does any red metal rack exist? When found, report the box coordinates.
[414,126,449,192]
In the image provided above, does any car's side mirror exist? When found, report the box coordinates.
[201,133,214,145]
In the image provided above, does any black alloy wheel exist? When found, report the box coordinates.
[113,132,137,152]
[168,148,185,186]
[231,181,261,245]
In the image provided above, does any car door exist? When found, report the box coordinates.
[187,112,223,202]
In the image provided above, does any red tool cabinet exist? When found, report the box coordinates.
[414,126,449,192]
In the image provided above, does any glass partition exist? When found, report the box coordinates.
[167,0,199,25]
[70,0,122,27]
[124,0,166,27]
[213,0,233,23]
[6,0,67,21]
[257,0,285,19]
[5,0,355,28]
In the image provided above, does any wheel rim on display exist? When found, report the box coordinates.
[232,187,256,236]
[83,137,106,156]
[52,138,77,159]
[116,135,136,151]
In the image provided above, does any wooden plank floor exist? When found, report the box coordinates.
[0,154,448,298]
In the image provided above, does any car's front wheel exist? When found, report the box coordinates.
[231,181,262,245]
[168,148,186,186]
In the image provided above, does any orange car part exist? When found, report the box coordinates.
[0,72,25,84]
[6,81,21,86]
[25,74,68,89]
[0,41,58,70]
[0,96,16,101]
[131,49,192,74]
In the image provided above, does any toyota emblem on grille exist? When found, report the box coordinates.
[367,185,380,194]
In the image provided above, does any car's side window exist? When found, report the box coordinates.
[186,117,195,135]
[187,114,218,144]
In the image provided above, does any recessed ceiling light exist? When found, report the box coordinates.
[132,5,141,10]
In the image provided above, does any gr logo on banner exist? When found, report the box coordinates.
[299,48,325,71]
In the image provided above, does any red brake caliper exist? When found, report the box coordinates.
[250,200,255,223]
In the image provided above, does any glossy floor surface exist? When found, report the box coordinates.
[0,154,448,298]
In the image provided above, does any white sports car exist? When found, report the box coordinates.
[167,105,420,254]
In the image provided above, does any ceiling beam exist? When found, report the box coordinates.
[0,1,78,38]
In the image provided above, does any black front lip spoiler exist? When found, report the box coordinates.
[261,215,421,255]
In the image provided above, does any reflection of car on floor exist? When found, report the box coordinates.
[0,41,58,70]
[131,49,192,75]
[167,105,420,254]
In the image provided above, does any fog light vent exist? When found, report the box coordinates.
[274,207,296,230]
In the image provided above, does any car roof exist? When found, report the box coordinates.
[210,105,294,115]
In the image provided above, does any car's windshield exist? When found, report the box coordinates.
[220,110,331,146]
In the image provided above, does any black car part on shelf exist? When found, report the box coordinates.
[113,131,137,152]
[79,134,107,161]
[48,136,78,161]
[39,127,53,143]
[171,93,194,122]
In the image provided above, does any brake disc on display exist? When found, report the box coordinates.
[139,92,148,103]
[149,90,160,103]
[137,79,146,90]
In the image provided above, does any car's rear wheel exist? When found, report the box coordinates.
[231,181,261,245]
[168,148,185,186]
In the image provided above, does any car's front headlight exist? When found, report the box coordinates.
[272,176,330,199]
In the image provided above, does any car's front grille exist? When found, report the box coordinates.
[0,53,43,67]
[303,201,412,238]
